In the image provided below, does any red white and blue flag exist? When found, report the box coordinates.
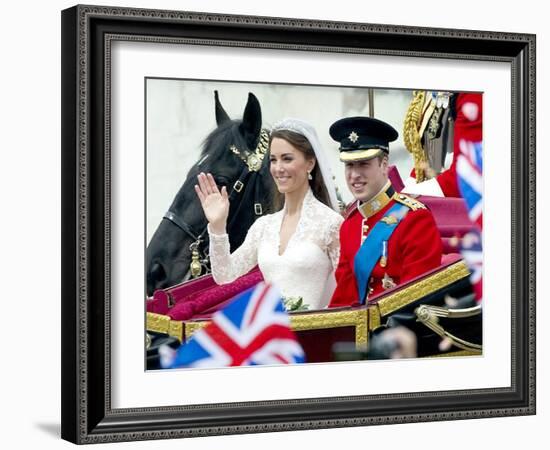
[161,282,305,368]
[456,135,483,303]
[456,139,483,229]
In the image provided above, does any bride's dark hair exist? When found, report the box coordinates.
[269,129,332,211]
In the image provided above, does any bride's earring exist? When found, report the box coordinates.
[307,171,313,181]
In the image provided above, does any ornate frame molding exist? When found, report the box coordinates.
[61,5,535,444]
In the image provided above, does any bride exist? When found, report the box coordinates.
[194,118,343,310]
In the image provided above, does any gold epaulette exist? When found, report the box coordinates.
[393,193,426,211]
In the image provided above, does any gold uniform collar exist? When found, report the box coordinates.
[358,181,395,219]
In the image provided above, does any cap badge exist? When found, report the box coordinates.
[348,131,359,143]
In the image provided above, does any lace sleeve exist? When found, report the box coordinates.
[208,217,264,285]
[325,214,344,271]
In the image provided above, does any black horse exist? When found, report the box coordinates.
[146,92,275,297]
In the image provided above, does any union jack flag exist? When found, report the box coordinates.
[161,283,305,368]
[457,139,483,229]
[456,137,483,303]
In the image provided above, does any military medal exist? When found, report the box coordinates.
[382,273,396,290]
[361,219,369,244]
[380,240,388,267]
[381,214,398,225]
[368,278,374,298]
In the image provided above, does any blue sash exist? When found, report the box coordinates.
[354,203,409,304]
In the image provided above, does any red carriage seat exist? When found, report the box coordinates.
[146,267,263,320]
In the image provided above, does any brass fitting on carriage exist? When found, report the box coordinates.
[414,303,482,354]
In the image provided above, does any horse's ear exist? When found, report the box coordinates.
[214,90,231,125]
[240,93,262,150]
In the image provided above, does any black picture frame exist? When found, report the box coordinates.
[61,4,536,444]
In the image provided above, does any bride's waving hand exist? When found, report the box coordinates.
[195,172,229,235]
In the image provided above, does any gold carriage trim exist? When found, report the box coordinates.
[185,320,209,340]
[146,312,185,342]
[290,309,369,348]
[375,260,470,317]
[146,312,171,335]
[368,304,382,330]
[184,308,370,348]
[169,320,184,342]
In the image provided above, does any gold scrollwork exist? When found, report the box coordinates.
[415,304,482,353]
[185,320,209,341]
[376,261,470,317]
[146,313,184,342]
[168,320,184,342]
[146,312,171,335]
[367,305,382,331]
[289,309,369,347]
[184,308,370,348]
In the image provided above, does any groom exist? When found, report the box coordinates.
[328,116,442,307]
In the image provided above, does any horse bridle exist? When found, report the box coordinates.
[162,129,271,280]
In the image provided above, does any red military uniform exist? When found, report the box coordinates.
[329,183,442,307]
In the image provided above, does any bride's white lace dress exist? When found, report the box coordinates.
[208,188,343,310]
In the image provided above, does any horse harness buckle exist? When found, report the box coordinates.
[233,180,244,192]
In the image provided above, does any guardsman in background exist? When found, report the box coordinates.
[328,117,442,307]
[403,92,483,197]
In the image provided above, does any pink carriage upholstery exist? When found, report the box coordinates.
[420,196,474,237]
[147,274,217,315]
[146,267,264,320]
[418,195,475,255]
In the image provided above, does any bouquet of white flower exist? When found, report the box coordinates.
[282,296,309,312]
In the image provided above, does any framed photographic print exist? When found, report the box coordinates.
[61,4,535,444]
